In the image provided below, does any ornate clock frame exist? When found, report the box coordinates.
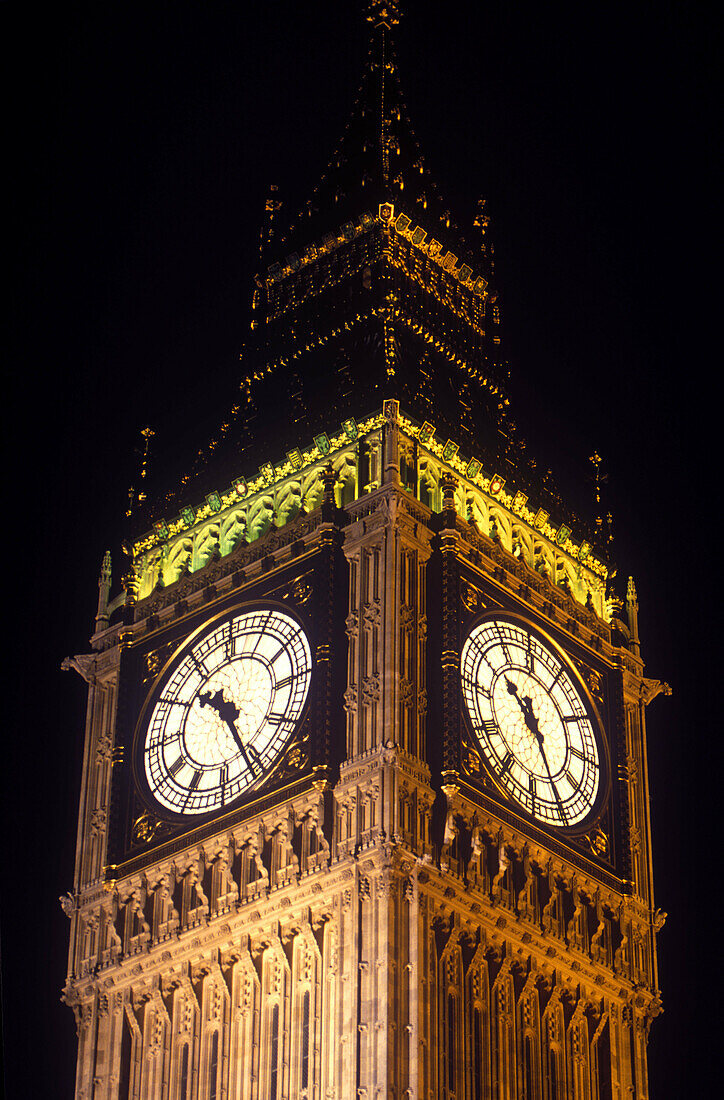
[105,511,348,880]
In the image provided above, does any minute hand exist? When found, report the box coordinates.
[224,718,261,776]
[505,677,567,822]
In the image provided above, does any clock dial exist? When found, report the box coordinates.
[461,618,600,827]
[142,608,312,816]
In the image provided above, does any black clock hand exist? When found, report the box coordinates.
[533,728,567,823]
[505,677,539,734]
[223,717,261,776]
[505,677,567,822]
[198,690,261,776]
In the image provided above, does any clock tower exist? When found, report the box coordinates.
[62,5,667,1098]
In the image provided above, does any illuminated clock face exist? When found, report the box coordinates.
[460,618,601,827]
[142,608,312,816]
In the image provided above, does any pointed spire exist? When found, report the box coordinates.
[626,577,641,658]
[95,550,112,631]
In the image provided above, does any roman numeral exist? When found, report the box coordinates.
[481,719,498,737]
[168,756,185,777]
[494,624,511,663]
[501,752,514,773]
[464,676,490,697]
[275,674,298,690]
[191,652,207,677]
[181,768,202,811]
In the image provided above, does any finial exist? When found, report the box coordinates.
[473,198,491,257]
[126,427,154,518]
[589,451,608,537]
[259,183,282,264]
[366,1,402,29]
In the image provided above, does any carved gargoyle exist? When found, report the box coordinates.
[640,679,672,706]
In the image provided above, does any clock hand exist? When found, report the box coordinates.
[505,677,567,822]
[198,689,261,776]
[223,717,261,776]
[505,677,540,735]
[535,733,568,824]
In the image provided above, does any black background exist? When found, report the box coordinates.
[3,1,715,1095]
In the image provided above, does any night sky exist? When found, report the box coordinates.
[3,2,714,1095]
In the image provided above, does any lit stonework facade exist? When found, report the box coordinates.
[62,6,666,1099]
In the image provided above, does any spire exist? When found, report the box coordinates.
[626,576,641,658]
[365,1,402,189]
[95,550,112,631]
[276,0,476,268]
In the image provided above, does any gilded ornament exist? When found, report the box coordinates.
[461,581,486,614]
[132,811,164,844]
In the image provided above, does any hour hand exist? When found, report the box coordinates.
[198,688,240,725]
[505,676,520,698]
[505,677,540,736]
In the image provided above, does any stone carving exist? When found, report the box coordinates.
[61,654,96,683]
[460,581,486,613]
[90,808,107,836]
[640,679,672,705]
[361,674,381,705]
[362,599,382,628]
[59,893,75,918]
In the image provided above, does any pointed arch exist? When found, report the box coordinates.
[228,948,261,1100]
[290,925,322,1098]
[138,991,171,1100]
[260,939,292,1100]
[567,1002,592,1100]
[169,978,200,1100]
[199,966,230,1100]
[118,999,143,1100]
[542,989,567,1100]
[438,929,464,1098]
[491,960,516,1100]
[320,918,339,1099]
[517,976,543,1100]
[465,943,491,1100]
